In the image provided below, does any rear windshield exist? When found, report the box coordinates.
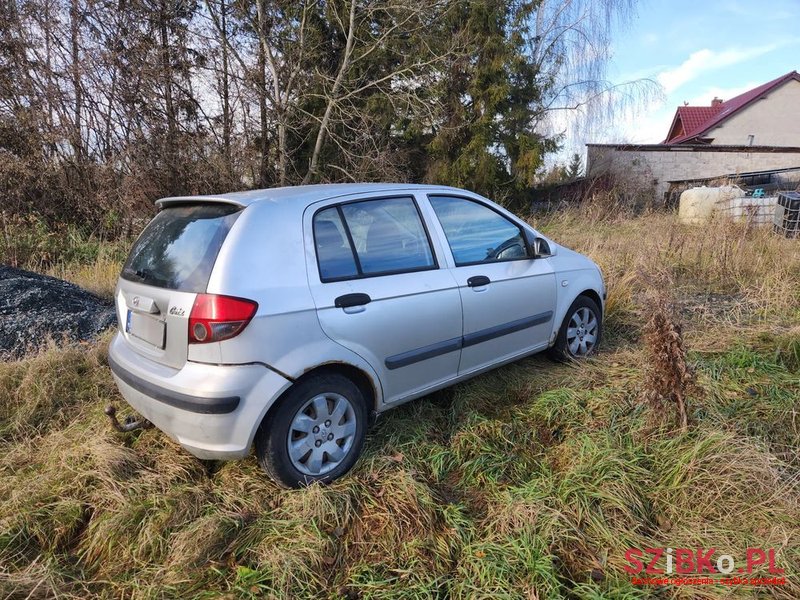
[121,204,241,292]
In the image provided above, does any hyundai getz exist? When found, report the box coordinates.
[109,184,605,487]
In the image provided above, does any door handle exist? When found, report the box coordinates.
[335,293,372,308]
[467,276,491,287]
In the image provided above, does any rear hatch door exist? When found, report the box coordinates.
[117,203,242,369]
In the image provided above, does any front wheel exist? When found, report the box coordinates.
[255,373,367,488]
[549,296,602,362]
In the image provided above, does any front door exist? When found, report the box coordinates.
[426,194,557,376]
[305,195,463,405]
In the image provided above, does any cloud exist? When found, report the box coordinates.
[685,83,758,106]
[724,0,795,21]
[657,45,778,93]
[611,81,764,145]
[610,104,672,144]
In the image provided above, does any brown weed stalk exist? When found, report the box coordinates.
[639,273,695,431]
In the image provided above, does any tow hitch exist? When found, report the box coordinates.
[104,404,153,433]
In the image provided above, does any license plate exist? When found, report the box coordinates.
[126,310,166,349]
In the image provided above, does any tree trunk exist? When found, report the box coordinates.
[42,0,56,159]
[302,0,356,185]
[256,0,272,187]
[69,0,83,163]
[220,0,231,179]
[159,0,178,194]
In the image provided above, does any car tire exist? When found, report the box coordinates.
[549,295,602,362]
[255,373,367,488]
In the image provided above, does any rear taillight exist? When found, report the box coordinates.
[188,294,258,344]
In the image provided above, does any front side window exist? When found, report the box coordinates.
[313,197,436,281]
[428,195,529,265]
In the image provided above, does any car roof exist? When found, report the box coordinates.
[156,183,467,209]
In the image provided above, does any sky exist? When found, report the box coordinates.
[599,0,800,145]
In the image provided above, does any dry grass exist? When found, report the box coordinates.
[43,251,123,300]
[1,212,129,300]
[1,210,799,598]
[535,210,800,331]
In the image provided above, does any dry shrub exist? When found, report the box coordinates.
[581,189,636,223]
[639,273,697,431]
[535,211,799,334]
[44,252,124,300]
[0,211,129,301]
[580,170,658,222]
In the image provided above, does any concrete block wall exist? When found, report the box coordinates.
[586,145,800,201]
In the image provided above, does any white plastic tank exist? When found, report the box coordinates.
[678,185,746,224]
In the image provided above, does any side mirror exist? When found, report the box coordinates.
[533,237,552,258]
[524,229,554,258]
[523,229,555,258]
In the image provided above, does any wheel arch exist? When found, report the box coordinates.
[298,362,378,414]
[577,288,603,314]
[550,276,605,344]
[254,361,379,442]
[548,288,604,361]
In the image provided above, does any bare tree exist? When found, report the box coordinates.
[528,0,660,149]
[1,0,652,229]
[300,0,457,183]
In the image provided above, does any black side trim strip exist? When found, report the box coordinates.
[462,311,553,348]
[385,336,463,370]
[384,311,553,370]
[108,353,241,414]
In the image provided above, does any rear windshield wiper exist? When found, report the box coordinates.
[124,267,156,283]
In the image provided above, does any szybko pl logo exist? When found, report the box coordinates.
[624,547,784,577]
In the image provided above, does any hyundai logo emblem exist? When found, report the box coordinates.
[132,296,140,307]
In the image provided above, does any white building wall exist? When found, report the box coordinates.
[707,80,800,146]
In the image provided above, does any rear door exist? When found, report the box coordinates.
[425,194,557,376]
[305,195,463,405]
[117,203,242,369]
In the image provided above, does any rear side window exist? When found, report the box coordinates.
[313,197,436,281]
[313,207,359,280]
[122,204,241,291]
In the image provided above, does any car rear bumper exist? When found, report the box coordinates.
[108,332,292,460]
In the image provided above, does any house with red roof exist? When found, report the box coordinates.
[664,71,800,146]
[585,70,800,203]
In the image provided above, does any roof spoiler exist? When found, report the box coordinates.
[155,195,247,209]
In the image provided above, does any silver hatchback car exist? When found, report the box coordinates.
[108,184,605,487]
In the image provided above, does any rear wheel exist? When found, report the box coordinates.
[549,296,602,362]
[255,373,367,488]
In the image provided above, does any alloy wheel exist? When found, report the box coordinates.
[566,306,598,357]
[287,392,357,476]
